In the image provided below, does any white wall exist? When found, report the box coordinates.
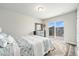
[77,5,79,56]
[43,11,77,44]
[0,8,41,36]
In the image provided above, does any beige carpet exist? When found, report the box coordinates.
[47,37,67,56]
[46,37,76,56]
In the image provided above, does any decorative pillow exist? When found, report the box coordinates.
[0,33,7,39]
[0,38,7,48]
[0,33,8,47]
[0,34,4,39]
[7,35,14,43]
[0,33,14,47]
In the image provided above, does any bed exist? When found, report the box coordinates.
[15,35,54,56]
[0,33,20,56]
[0,32,54,56]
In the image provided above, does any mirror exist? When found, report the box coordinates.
[35,23,43,31]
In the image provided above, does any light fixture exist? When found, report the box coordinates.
[34,5,46,12]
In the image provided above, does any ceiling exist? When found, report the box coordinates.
[0,3,78,20]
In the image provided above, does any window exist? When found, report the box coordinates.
[48,21,64,38]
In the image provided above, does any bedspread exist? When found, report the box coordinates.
[0,41,20,56]
[15,35,54,56]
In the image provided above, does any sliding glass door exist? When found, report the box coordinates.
[48,22,55,36]
[56,21,64,37]
[48,21,64,38]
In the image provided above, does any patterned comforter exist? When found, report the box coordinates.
[0,41,20,56]
[15,35,54,56]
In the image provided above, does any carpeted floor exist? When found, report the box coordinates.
[47,37,67,56]
[46,37,76,56]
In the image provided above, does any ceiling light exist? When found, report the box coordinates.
[34,5,46,12]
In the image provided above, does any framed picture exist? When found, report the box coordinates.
[35,23,43,31]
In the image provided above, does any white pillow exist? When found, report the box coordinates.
[0,38,7,48]
[0,33,7,39]
[0,35,4,39]
[0,33,8,47]
[0,33,14,47]
[7,35,14,43]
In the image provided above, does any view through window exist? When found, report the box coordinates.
[48,21,64,37]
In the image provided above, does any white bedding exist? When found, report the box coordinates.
[0,33,20,56]
[15,35,54,56]
[0,33,54,56]
[0,40,20,56]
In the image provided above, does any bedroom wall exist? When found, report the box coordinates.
[77,5,79,56]
[0,8,42,36]
[42,11,77,44]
